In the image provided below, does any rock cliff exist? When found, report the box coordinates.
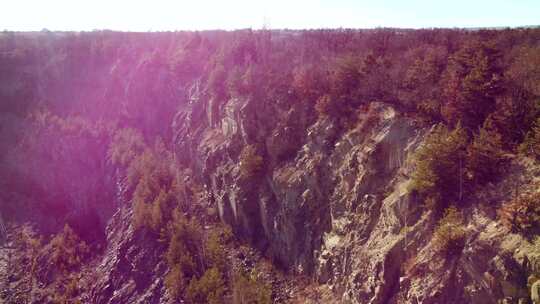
[172,82,540,303]
[1,29,540,304]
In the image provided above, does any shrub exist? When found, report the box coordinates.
[483,97,539,147]
[108,128,146,167]
[292,64,328,102]
[400,47,446,120]
[126,150,156,190]
[131,167,166,231]
[65,276,80,298]
[410,124,468,211]
[239,145,263,179]
[466,126,507,185]
[111,131,211,301]
[128,141,180,232]
[519,117,540,160]
[49,225,90,273]
[164,264,187,299]
[186,267,226,304]
[14,225,41,256]
[314,92,357,122]
[133,187,176,232]
[132,190,152,230]
[432,207,467,256]
[499,191,540,234]
[220,224,234,244]
[329,54,364,101]
[232,269,272,304]
[205,230,227,272]
[507,46,540,97]
[441,41,503,129]
[165,210,202,272]
[13,226,42,282]
[164,214,233,301]
[126,141,176,192]
[164,209,204,299]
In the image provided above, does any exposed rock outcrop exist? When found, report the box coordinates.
[173,83,540,303]
[82,205,169,304]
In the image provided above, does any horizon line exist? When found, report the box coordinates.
[3,25,540,33]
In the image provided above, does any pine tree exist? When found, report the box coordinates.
[466,126,507,185]
[411,123,468,210]
[519,117,540,160]
[441,41,504,129]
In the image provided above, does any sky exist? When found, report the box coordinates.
[1,0,538,31]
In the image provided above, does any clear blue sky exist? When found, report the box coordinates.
[1,0,538,31]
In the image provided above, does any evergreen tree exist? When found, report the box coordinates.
[466,126,507,185]
[519,117,540,160]
[411,123,468,210]
[441,41,504,129]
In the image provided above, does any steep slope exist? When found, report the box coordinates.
[173,85,540,303]
[1,29,540,303]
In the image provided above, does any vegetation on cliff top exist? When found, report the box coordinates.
[1,28,539,302]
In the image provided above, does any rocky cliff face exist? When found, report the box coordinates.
[2,77,538,304]
[172,82,540,303]
[82,203,169,304]
[2,30,539,304]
